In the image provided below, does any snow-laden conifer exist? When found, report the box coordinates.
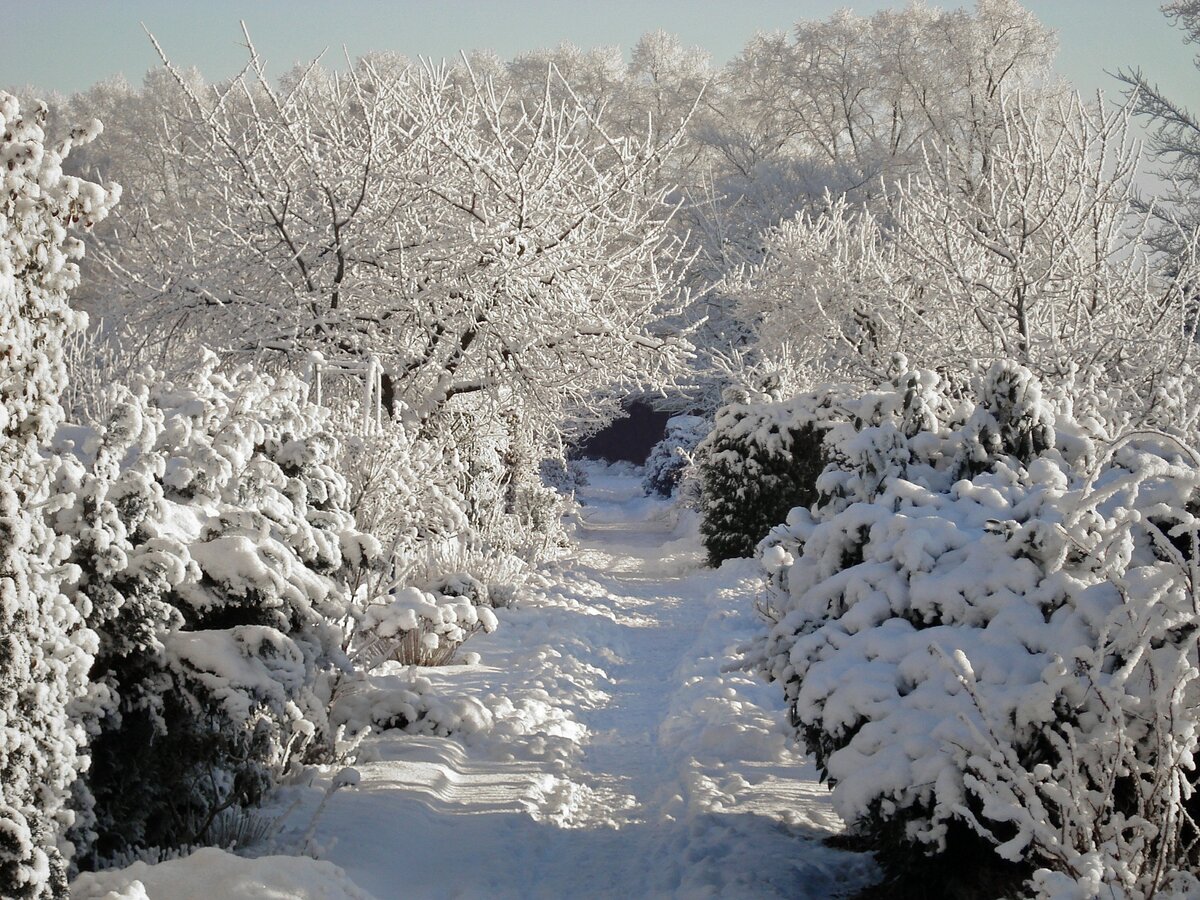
[0,93,118,898]
[644,415,709,498]
[697,388,835,566]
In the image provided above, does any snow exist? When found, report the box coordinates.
[307,462,877,896]
[85,462,874,898]
[71,847,373,900]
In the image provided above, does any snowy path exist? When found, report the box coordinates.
[294,464,877,899]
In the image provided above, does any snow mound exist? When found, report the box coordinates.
[71,847,375,900]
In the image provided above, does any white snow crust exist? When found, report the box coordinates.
[70,847,373,900]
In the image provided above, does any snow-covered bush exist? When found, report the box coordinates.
[753,361,1200,896]
[321,384,544,605]
[352,586,498,670]
[540,457,588,494]
[330,387,565,613]
[432,399,570,565]
[51,357,378,863]
[50,389,182,864]
[644,415,709,497]
[0,92,118,899]
[403,536,530,610]
[336,416,469,563]
[329,669,527,747]
[698,391,835,566]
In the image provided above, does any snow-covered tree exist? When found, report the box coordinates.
[79,31,691,438]
[1117,1,1200,261]
[0,93,118,898]
[722,193,891,386]
[626,31,712,166]
[694,0,1055,234]
[729,93,1200,432]
[669,0,1059,412]
[505,42,627,127]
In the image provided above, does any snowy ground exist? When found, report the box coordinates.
[75,462,877,900]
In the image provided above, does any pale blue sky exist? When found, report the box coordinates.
[3,1,1195,104]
